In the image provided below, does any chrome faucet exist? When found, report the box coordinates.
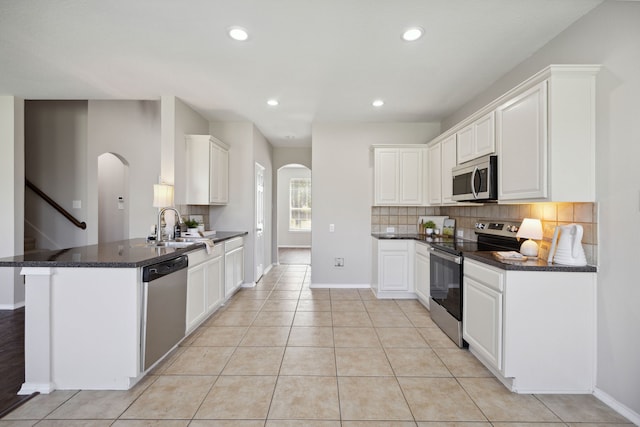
[157,207,184,243]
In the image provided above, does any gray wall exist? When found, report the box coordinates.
[278,166,312,248]
[441,0,640,417]
[0,96,25,308]
[311,122,440,286]
[87,100,161,241]
[25,101,89,249]
[209,122,274,283]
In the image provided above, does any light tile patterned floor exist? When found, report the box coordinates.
[1,264,633,426]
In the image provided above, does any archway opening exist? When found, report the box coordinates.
[277,164,311,265]
[98,152,130,243]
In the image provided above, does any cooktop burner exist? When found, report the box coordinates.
[428,219,524,256]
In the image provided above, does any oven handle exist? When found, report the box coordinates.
[428,247,462,265]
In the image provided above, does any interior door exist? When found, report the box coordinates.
[255,162,265,281]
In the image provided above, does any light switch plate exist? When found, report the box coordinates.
[72,200,81,209]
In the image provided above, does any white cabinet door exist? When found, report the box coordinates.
[463,275,503,371]
[205,256,223,312]
[186,263,207,332]
[374,148,400,205]
[209,143,229,204]
[415,243,430,304]
[378,240,411,292]
[427,142,442,205]
[441,134,457,204]
[224,238,245,298]
[185,136,211,205]
[497,82,548,201]
[474,112,495,158]
[373,146,425,206]
[456,125,474,164]
[399,148,423,205]
[457,112,495,164]
[185,135,229,205]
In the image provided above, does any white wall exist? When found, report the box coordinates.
[87,100,161,241]
[25,101,89,249]
[440,0,640,418]
[311,122,440,286]
[98,153,129,243]
[274,147,312,170]
[278,166,312,247]
[253,125,274,276]
[0,96,25,308]
[209,122,274,283]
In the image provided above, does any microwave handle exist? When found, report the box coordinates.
[471,166,479,199]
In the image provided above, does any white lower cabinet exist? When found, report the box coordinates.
[414,241,430,307]
[224,237,245,297]
[463,261,504,371]
[186,245,224,333]
[463,258,596,393]
[372,238,415,299]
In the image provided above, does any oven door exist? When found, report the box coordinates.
[429,247,463,320]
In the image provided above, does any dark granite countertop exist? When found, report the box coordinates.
[372,233,597,273]
[464,251,597,272]
[0,231,248,268]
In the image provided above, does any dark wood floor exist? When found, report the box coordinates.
[278,247,311,265]
[0,308,36,418]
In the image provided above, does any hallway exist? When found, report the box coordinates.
[278,247,310,265]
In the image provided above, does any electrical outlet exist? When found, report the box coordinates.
[386,227,395,233]
[334,257,344,267]
[456,230,464,238]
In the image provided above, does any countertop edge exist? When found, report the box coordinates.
[0,231,249,268]
[371,233,597,273]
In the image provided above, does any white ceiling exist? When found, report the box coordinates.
[0,0,603,147]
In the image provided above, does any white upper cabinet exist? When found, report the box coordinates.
[497,82,548,200]
[441,134,457,204]
[457,111,495,164]
[426,134,457,206]
[497,66,599,202]
[373,145,426,206]
[426,142,442,205]
[184,135,229,205]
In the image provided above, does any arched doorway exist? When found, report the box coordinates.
[277,164,311,265]
[98,152,130,243]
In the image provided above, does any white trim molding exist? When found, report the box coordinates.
[594,387,640,426]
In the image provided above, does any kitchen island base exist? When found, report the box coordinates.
[20,267,146,393]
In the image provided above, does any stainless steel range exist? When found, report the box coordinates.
[428,219,522,347]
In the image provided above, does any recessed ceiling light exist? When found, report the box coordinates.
[402,27,424,42]
[267,99,279,106]
[228,26,249,41]
[372,99,384,107]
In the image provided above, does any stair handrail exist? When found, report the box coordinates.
[25,178,87,230]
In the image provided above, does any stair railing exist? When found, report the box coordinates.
[25,179,87,230]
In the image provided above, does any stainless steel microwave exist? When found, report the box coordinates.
[451,155,498,202]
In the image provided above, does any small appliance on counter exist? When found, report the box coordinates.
[547,224,587,266]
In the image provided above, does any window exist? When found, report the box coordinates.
[289,178,311,231]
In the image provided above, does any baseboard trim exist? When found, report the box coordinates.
[0,301,25,310]
[278,245,311,249]
[309,283,370,289]
[594,387,640,425]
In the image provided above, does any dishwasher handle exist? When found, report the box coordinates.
[143,255,189,282]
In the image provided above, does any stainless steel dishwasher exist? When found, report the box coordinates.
[141,255,189,371]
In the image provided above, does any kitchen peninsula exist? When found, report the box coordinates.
[0,232,247,394]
